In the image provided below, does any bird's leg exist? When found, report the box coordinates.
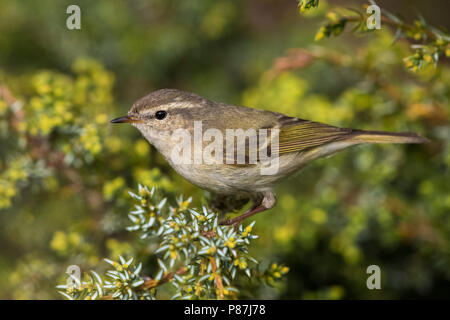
[219,191,276,226]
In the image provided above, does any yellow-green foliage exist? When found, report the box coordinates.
[57,185,288,300]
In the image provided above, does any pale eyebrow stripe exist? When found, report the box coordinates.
[139,102,199,114]
[139,106,204,119]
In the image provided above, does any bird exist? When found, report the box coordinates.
[111,88,428,226]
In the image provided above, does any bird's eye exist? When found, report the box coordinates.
[155,110,167,120]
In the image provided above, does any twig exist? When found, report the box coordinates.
[142,266,187,289]
[210,257,224,299]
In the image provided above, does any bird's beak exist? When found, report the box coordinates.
[110,115,143,124]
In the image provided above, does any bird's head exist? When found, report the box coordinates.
[111,88,210,146]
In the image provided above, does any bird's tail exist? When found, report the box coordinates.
[348,130,429,144]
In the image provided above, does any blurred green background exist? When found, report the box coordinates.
[0,0,449,299]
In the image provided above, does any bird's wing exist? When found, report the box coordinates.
[277,115,353,155]
[220,112,353,165]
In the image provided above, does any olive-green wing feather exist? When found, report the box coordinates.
[278,116,353,155]
[221,114,353,164]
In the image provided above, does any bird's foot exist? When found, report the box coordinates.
[219,191,276,227]
[219,205,267,227]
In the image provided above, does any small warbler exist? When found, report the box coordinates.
[111,89,428,225]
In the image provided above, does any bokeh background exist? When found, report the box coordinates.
[0,0,449,299]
